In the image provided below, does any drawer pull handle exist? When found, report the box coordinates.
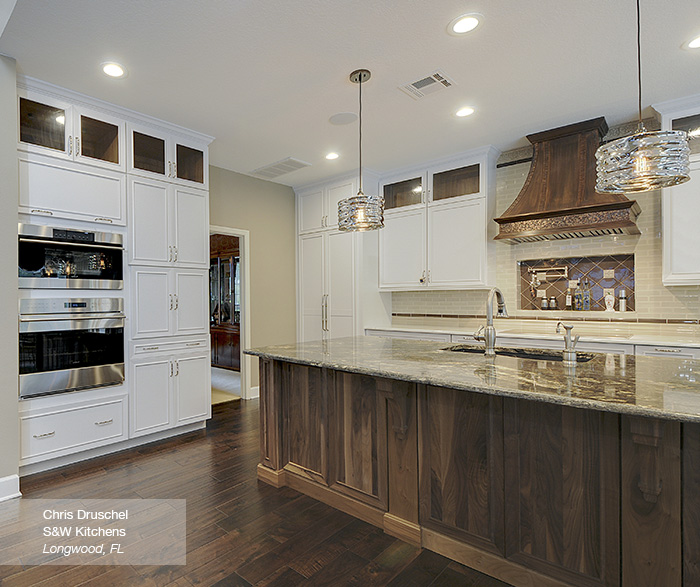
[94,217,113,223]
[142,346,160,351]
[654,348,681,353]
[95,419,113,426]
[186,342,200,347]
[30,209,53,216]
[33,431,55,439]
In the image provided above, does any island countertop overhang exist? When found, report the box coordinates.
[245,335,700,424]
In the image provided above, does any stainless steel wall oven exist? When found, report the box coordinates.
[19,298,125,399]
[18,223,123,289]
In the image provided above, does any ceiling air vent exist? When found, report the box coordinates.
[399,70,455,100]
[250,157,311,179]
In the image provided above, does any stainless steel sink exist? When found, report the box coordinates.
[443,345,596,363]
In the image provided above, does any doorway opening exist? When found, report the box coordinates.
[209,226,252,400]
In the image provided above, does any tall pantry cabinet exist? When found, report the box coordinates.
[296,174,377,342]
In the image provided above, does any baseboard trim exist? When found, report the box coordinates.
[422,528,569,587]
[0,474,21,502]
[256,464,286,488]
[383,512,421,546]
[248,385,260,399]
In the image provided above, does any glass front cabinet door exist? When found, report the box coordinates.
[380,173,426,212]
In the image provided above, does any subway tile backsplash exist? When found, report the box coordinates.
[391,130,700,323]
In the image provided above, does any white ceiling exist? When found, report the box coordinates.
[1,1,698,188]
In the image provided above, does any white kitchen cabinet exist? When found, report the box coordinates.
[378,146,498,290]
[18,152,126,225]
[130,347,210,438]
[662,156,700,285]
[18,88,126,172]
[131,268,208,339]
[128,175,209,268]
[297,177,356,233]
[127,122,209,189]
[20,395,128,464]
[298,230,355,342]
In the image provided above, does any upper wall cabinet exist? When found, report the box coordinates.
[378,146,499,290]
[18,88,126,172]
[297,177,356,233]
[654,96,700,285]
[127,122,209,189]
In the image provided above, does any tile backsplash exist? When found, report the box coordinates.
[518,255,635,312]
[392,120,700,323]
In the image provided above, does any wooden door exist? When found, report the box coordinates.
[684,422,700,586]
[283,364,328,484]
[330,371,388,510]
[504,399,620,587]
[419,386,505,556]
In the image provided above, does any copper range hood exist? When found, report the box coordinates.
[494,117,641,243]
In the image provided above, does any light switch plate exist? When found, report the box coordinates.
[537,289,547,298]
[603,269,615,279]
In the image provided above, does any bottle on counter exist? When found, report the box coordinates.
[541,296,549,310]
[619,289,627,312]
[565,288,573,311]
[582,279,591,311]
[604,290,615,312]
[574,282,583,311]
[549,295,558,310]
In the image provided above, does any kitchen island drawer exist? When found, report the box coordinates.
[20,396,127,461]
[635,344,700,359]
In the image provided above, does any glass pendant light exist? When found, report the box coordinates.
[595,0,690,194]
[338,69,384,231]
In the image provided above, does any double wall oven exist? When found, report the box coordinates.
[18,224,126,398]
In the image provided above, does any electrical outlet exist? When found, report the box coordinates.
[568,279,579,289]
[603,269,615,279]
[604,288,614,297]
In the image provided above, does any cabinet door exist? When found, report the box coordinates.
[174,353,211,425]
[132,268,171,338]
[330,371,387,509]
[419,387,505,555]
[298,189,324,233]
[504,399,620,587]
[429,162,481,202]
[129,176,171,265]
[131,356,172,437]
[17,92,72,159]
[378,207,426,289]
[19,153,126,225]
[326,231,354,338]
[325,179,355,230]
[663,158,700,285]
[174,270,209,336]
[173,137,208,188]
[428,198,486,287]
[299,233,324,342]
[75,106,125,171]
[173,186,209,267]
[127,122,168,179]
[381,173,425,211]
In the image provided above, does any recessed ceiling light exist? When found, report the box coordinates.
[687,35,700,49]
[101,62,127,78]
[448,14,481,36]
[325,152,339,160]
[456,106,475,117]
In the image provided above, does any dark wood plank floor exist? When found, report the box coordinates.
[3,400,512,586]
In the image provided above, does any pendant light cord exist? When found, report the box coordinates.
[636,0,643,128]
[358,73,363,193]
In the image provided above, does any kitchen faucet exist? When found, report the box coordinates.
[474,288,508,356]
[556,321,580,365]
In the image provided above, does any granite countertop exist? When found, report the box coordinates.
[246,335,700,423]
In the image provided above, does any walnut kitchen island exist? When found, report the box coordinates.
[246,336,700,587]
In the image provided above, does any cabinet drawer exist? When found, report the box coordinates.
[132,336,208,356]
[635,345,700,359]
[21,397,126,460]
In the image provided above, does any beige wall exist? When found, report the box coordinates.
[0,55,19,483]
[209,166,296,387]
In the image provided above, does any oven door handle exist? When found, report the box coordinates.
[19,317,125,333]
[19,313,126,322]
[19,237,123,250]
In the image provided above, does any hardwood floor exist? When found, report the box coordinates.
[4,399,512,586]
